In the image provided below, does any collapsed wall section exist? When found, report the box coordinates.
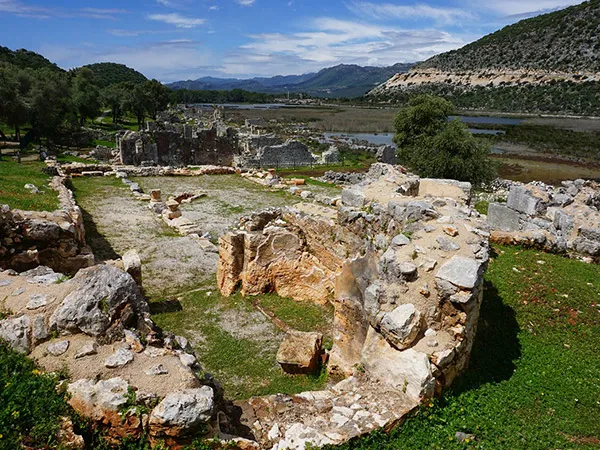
[217,164,490,448]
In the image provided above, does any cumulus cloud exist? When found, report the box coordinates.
[236,0,256,6]
[219,17,466,76]
[147,12,205,28]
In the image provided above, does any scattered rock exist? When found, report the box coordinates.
[75,342,98,359]
[27,293,53,310]
[105,347,134,368]
[436,236,460,252]
[436,256,482,289]
[146,364,169,376]
[277,331,323,374]
[378,304,422,349]
[47,340,70,356]
[0,315,31,353]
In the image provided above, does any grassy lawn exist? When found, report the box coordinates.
[0,159,59,211]
[152,287,331,400]
[330,244,600,450]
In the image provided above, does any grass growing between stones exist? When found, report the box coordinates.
[0,159,59,211]
[328,244,600,450]
[151,287,331,400]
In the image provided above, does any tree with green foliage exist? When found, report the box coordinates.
[71,67,101,125]
[101,82,129,124]
[28,68,73,140]
[393,95,496,186]
[0,63,31,141]
[143,79,170,120]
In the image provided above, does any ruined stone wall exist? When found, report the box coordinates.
[217,164,490,448]
[118,123,239,167]
[0,175,94,275]
[487,180,600,260]
[236,135,318,168]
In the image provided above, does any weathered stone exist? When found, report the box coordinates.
[32,314,49,342]
[149,387,214,438]
[378,304,422,349]
[105,347,134,368]
[124,329,144,353]
[27,293,53,310]
[391,234,410,247]
[272,423,335,450]
[436,256,482,289]
[487,203,520,232]
[57,416,85,450]
[75,342,98,359]
[436,236,460,251]
[0,315,31,353]
[50,265,147,337]
[277,331,323,374]
[122,250,142,286]
[47,340,70,356]
[361,327,435,399]
[507,185,540,215]
[341,186,366,208]
[178,352,197,367]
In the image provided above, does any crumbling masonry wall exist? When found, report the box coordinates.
[217,164,490,448]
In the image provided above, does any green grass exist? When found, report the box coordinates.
[0,159,59,211]
[152,287,330,400]
[474,200,489,215]
[329,244,600,449]
[0,343,71,450]
[91,139,116,149]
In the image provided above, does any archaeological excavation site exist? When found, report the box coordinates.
[2,107,600,450]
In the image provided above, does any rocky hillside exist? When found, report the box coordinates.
[369,1,600,114]
[168,63,414,98]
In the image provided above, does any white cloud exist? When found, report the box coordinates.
[347,2,474,25]
[219,17,467,76]
[465,0,585,17]
[236,0,256,6]
[209,5,219,10]
[147,12,205,28]
[0,1,128,19]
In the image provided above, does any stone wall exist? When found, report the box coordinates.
[117,122,239,167]
[217,164,490,448]
[0,175,94,275]
[236,135,317,168]
[487,180,600,260]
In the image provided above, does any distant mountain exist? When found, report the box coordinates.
[0,46,63,72]
[167,63,414,98]
[82,62,148,88]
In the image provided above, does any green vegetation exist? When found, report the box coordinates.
[419,0,600,73]
[0,342,71,449]
[394,95,496,185]
[0,45,63,73]
[474,200,489,215]
[328,244,600,449]
[170,88,277,104]
[152,288,330,400]
[373,81,600,116]
[0,159,58,211]
[82,62,147,88]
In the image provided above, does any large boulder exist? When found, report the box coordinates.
[276,331,323,374]
[50,265,148,337]
[148,387,214,441]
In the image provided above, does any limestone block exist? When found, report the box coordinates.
[487,203,521,232]
[277,330,323,374]
[0,315,31,353]
[361,327,435,400]
[378,304,422,349]
[122,249,142,286]
[435,256,483,289]
[507,185,540,215]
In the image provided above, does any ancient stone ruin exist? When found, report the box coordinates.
[217,164,490,448]
[487,179,600,260]
[236,135,318,168]
[117,121,239,167]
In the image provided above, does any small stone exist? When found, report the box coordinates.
[424,328,437,337]
[11,287,25,296]
[391,234,410,246]
[24,183,39,194]
[179,352,197,367]
[436,256,482,289]
[437,236,460,251]
[175,335,189,350]
[426,339,439,348]
[450,292,473,304]
[442,225,459,237]
[146,364,169,376]
[421,259,437,272]
[105,348,134,368]
[27,294,53,310]
[124,329,144,353]
[32,314,49,342]
[398,262,418,278]
[0,279,12,287]
[424,225,436,233]
[48,340,70,356]
[166,200,180,212]
[419,284,430,297]
[455,432,475,443]
[75,342,98,359]
[437,216,454,224]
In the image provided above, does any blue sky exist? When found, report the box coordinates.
[0,0,586,82]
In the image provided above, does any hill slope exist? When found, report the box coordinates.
[168,63,414,98]
[0,46,63,72]
[419,0,600,73]
[369,1,600,115]
[82,62,148,88]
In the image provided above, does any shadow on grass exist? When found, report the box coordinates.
[149,298,183,314]
[451,279,521,394]
[79,205,120,262]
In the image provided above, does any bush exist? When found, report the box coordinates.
[393,95,496,186]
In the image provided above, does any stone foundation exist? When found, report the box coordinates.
[217,164,490,448]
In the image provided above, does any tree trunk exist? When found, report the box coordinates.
[15,124,20,142]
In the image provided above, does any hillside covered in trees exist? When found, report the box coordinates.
[0,46,63,72]
[82,62,147,88]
